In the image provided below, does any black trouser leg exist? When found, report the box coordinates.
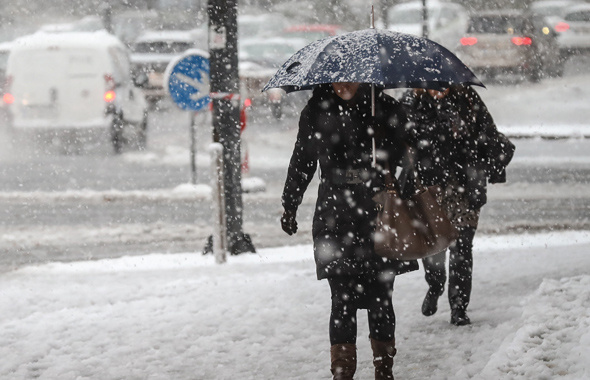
[328,277,359,345]
[448,226,477,312]
[422,250,447,297]
[328,275,395,345]
[366,277,395,342]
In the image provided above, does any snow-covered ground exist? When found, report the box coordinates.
[480,73,590,138]
[1,231,589,379]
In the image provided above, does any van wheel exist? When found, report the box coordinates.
[111,114,124,154]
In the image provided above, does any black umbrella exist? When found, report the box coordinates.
[262,28,483,93]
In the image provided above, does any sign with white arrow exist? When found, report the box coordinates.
[165,49,210,111]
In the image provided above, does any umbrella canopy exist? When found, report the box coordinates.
[263,28,483,93]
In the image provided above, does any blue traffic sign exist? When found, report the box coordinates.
[166,50,210,111]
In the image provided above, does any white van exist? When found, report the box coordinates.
[4,31,148,153]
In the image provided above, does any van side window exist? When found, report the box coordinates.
[109,47,131,85]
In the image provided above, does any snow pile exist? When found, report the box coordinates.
[479,276,590,379]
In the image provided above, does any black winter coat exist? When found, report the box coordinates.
[401,86,515,210]
[282,84,418,280]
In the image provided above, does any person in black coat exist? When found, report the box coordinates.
[281,82,417,380]
[401,85,515,326]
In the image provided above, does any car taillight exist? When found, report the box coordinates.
[104,74,116,103]
[555,22,570,32]
[104,90,116,103]
[2,75,13,105]
[3,93,14,105]
[460,37,478,46]
[511,37,532,46]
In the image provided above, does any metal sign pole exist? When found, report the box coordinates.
[190,111,197,185]
[209,142,227,263]
[208,0,255,255]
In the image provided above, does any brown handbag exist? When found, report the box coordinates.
[373,165,458,260]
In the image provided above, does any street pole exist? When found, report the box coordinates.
[422,0,429,39]
[207,0,255,255]
[189,112,197,185]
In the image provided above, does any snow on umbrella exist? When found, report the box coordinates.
[262,28,484,93]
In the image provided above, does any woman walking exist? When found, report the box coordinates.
[281,82,417,380]
[401,85,515,326]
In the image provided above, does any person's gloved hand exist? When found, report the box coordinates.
[281,209,298,235]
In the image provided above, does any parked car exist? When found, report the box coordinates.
[4,31,148,153]
[130,28,207,108]
[529,0,582,31]
[528,0,583,58]
[557,3,590,58]
[385,0,469,51]
[239,37,308,119]
[455,10,562,82]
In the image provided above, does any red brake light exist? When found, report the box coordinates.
[3,75,13,104]
[244,98,252,108]
[555,22,570,32]
[3,93,14,105]
[511,37,532,46]
[104,90,116,103]
[460,37,478,46]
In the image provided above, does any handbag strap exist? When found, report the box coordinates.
[382,145,421,192]
[383,161,396,188]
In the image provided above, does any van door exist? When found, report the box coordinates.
[9,50,64,126]
[10,48,104,127]
[62,49,104,125]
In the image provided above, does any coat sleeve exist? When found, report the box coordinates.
[281,105,318,212]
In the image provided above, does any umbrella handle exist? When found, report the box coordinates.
[372,137,376,167]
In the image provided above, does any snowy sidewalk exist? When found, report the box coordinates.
[1,231,589,379]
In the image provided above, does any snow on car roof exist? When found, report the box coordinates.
[530,0,582,9]
[11,31,124,51]
[565,2,590,13]
[240,36,307,47]
[134,30,200,43]
[392,0,461,10]
[283,24,342,33]
[0,41,13,52]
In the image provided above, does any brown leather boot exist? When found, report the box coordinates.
[330,343,356,380]
[370,338,396,380]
